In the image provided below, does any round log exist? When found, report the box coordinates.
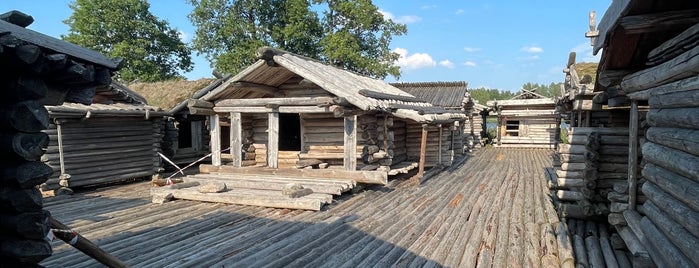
[0,186,42,212]
[0,239,52,264]
[0,161,53,188]
[0,132,49,161]
[0,210,50,240]
[0,101,50,132]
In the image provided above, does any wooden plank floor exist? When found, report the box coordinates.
[41,148,564,267]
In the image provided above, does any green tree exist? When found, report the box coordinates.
[188,0,406,79]
[63,0,193,82]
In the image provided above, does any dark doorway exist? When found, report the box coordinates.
[178,121,192,148]
[279,113,301,151]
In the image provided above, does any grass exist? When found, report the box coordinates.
[128,78,215,110]
[574,62,598,85]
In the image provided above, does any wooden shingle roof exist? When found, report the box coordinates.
[391,81,469,109]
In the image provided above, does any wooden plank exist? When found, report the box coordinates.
[151,187,325,211]
[343,115,357,171]
[216,97,335,107]
[209,114,221,166]
[619,9,699,35]
[199,165,387,185]
[214,106,336,114]
[230,112,242,167]
[267,112,279,168]
[357,89,421,103]
[417,124,428,179]
[628,100,638,210]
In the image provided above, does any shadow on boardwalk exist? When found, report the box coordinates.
[42,148,564,267]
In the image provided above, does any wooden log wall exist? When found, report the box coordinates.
[497,108,557,148]
[609,20,699,267]
[161,117,210,165]
[299,113,362,169]
[358,114,395,172]
[251,113,270,167]
[0,14,115,265]
[40,117,163,191]
[405,121,453,167]
[551,127,645,220]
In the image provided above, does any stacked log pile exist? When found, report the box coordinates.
[618,21,699,267]
[552,127,644,220]
[565,218,638,268]
[0,12,118,266]
[358,114,395,172]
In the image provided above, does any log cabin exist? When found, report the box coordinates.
[40,81,169,193]
[487,89,557,148]
[155,47,467,210]
[392,81,469,154]
[550,1,699,266]
[0,12,124,266]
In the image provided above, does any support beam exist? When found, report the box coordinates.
[232,81,280,96]
[267,111,279,168]
[418,124,428,178]
[343,115,357,171]
[216,97,335,107]
[628,100,639,210]
[438,124,443,165]
[209,114,221,166]
[230,112,242,167]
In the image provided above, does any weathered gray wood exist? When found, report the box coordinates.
[616,225,650,259]
[267,111,279,168]
[0,210,50,240]
[152,186,327,211]
[642,142,699,181]
[649,88,699,109]
[642,163,699,211]
[49,217,129,268]
[648,22,699,65]
[0,238,52,264]
[646,108,699,129]
[230,112,242,167]
[209,114,221,166]
[639,216,694,267]
[200,164,387,185]
[0,132,49,161]
[217,97,335,107]
[642,182,699,238]
[621,45,699,93]
[645,127,699,156]
[619,9,699,34]
[0,187,42,212]
[585,235,605,268]
[642,201,699,266]
[357,89,421,103]
[0,162,53,189]
[628,100,639,210]
[343,115,357,171]
[0,101,49,132]
[417,125,428,179]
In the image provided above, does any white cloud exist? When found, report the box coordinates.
[455,9,465,15]
[421,5,437,10]
[379,10,422,24]
[439,60,455,68]
[177,30,190,42]
[522,46,543,53]
[463,47,481,53]
[393,48,436,70]
[463,61,477,67]
[571,42,601,62]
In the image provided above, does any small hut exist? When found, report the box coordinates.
[583,1,699,266]
[392,81,469,154]
[152,47,466,210]
[488,89,557,148]
[40,82,168,193]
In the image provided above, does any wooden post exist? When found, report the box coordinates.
[209,114,221,166]
[628,100,639,210]
[267,111,279,168]
[56,121,66,177]
[49,217,128,268]
[497,111,502,146]
[554,114,561,150]
[343,114,357,171]
[418,124,428,178]
[438,124,443,165]
[584,111,591,127]
[230,112,242,167]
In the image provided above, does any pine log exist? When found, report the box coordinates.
[639,216,693,267]
[558,203,588,219]
[642,200,699,266]
[642,163,699,211]
[0,101,49,132]
[0,239,52,264]
[642,182,699,238]
[0,210,50,240]
[556,178,596,189]
[567,127,629,136]
[49,217,129,268]
[3,74,48,101]
[642,142,699,181]
[649,88,699,109]
[555,222,575,267]
[621,45,699,93]
[645,127,699,156]
[558,152,598,162]
[556,190,585,201]
[646,108,699,129]
[0,10,34,27]
[0,186,42,212]
[584,235,605,268]
[0,132,49,161]
[0,161,53,188]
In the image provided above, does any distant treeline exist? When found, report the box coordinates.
[469,82,563,105]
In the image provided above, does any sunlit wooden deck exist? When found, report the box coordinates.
[41,148,569,267]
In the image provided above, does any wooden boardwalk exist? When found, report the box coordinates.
[41,148,569,267]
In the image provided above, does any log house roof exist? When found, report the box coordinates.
[391,81,469,109]
[199,47,466,123]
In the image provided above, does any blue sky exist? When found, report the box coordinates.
[4,0,610,92]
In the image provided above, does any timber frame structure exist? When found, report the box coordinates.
[488,89,557,148]
[191,47,466,180]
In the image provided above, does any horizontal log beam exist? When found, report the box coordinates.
[199,164,387,185]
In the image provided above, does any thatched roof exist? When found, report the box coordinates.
[391,81,469,109]
[128,78,215,110]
